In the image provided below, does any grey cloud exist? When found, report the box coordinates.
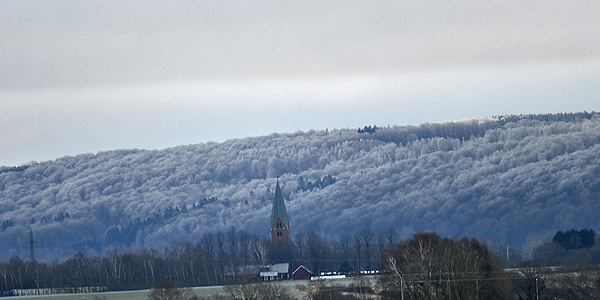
[1,1,599,91]
[1,1,599,166]
[2,59,599,166]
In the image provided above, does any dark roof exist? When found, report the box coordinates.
[292,265,312,275]
[270,180,289,228]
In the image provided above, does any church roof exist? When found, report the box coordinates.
[271,180,289,229]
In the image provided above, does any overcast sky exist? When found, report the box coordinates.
[1,1,599,167]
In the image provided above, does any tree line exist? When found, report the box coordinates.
[1,228,599,299]
[0,228,398,293]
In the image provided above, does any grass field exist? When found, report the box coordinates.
[6,277,370,300]
[6,285,226,300]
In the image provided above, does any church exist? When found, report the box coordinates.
[262,180,314,281]
[270,180,290,245]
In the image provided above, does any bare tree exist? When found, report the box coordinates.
[224,276,292,300]
[354,233,363,272]
[361,230,374,270]
[376,230,387,256]
[201,233,215,258]
[238,231,251,266]
[510,260,547,300]
[379,233,510,300]
[299,279,350,300]
[547,265,600,300]
[295,233,306,258]
[338,235,352,271]
[148,281,197,300]
[384,228,397,249]
[226,228,238,256]
[306,232,333,276]
[215,231,226,282]
[250,239,268,267]
[216,232,226,256]
[350,274,375,300]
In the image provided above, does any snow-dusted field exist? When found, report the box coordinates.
[6,278,365,300]
[7,285,226,300]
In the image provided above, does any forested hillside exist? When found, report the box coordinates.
[1,112,599,261]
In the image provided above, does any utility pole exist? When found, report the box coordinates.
[400,276,404,300]
[28,227,36,261]
[535,278,539,300]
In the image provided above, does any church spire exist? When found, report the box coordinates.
[271,180,290,245]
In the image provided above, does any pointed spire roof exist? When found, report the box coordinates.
[271,179,289,229]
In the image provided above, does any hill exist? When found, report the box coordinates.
[1,112,599,261]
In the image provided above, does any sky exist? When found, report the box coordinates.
[1,1,600,167]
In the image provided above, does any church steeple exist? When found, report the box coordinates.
[271,179,290,245]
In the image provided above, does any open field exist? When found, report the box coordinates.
[5,278,370,300]
[7,284,286,300]
[7,285,225,300]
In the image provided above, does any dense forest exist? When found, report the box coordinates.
[1,112,600,261]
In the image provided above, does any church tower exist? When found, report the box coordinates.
[270,180,290,245]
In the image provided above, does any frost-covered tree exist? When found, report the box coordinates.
[0,112,599,260]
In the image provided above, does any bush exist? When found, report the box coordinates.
[148,281,197,300]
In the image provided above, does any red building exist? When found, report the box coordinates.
[292,265,313,280]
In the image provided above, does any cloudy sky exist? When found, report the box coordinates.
[1,1,599,167]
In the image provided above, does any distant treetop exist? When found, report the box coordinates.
[358,125,379,134]
[552,228,596,250]
[494,111,599,125]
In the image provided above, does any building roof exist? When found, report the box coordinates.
[292,265,312,275]
[270,180,289,229]
[269,263,290,274]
